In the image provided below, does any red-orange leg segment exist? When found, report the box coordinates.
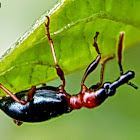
[100,55,115,85]
[0,83,26,104]
[118,32,124,75]
[45,16,65,88]
[118,32,137,89]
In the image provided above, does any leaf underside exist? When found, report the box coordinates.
[0,0,140,96]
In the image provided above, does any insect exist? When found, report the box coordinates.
[0,16,138,126]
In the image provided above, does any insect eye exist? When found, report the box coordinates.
[103,82,116,96]
[103,82,111,90]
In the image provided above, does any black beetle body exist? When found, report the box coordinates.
[0,86,72,122]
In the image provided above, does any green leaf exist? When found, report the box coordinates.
[0,0,140,96]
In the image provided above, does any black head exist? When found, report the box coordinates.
[103,71,137,97]
[110,71,137,89]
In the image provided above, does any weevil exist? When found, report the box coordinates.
[0,16,137,125]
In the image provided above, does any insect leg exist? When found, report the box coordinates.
[89,55,114,90]
[118,32,124,75]
[13,119,23,126]
[81,32,101,87]
[118,32,137,89]
[0,83,26,105]
[16,86,36,104]
[25,86,36,102]
[42,83,46,87]
[45,16,65,88]
[100,55,115,85]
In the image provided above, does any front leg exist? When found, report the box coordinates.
[81,32,101,88]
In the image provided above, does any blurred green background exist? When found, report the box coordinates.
[0,0,140,140]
